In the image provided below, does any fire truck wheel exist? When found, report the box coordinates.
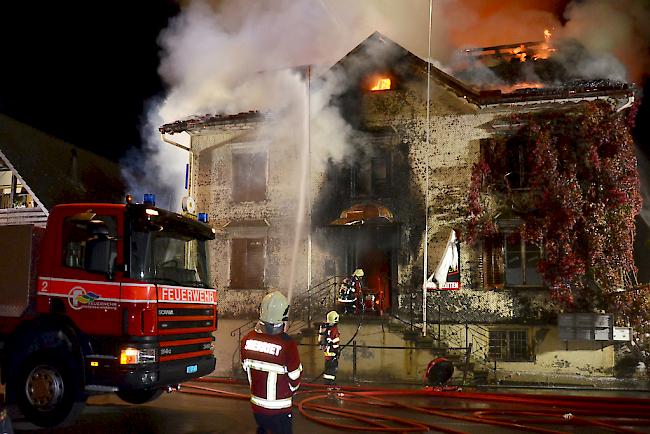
[116,388,163,404]
[12,349,86,427]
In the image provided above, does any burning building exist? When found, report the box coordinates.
[160,32,640,383]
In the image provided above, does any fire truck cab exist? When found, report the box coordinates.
[0,200,217,427]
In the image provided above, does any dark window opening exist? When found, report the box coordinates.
[504,137,530,190]
[351,152,391,198]
[232,151,267,202]
[230,238,265,289]
[489,330,530,362]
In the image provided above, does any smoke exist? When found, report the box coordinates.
[126,0,649,208]
[559,0,650,83]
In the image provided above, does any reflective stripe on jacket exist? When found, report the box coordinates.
[241,329,302,415]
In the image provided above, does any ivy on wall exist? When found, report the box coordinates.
[467,100,643,317]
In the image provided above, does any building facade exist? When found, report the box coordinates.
[161,33,639,381]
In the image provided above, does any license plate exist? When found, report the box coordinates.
[186,364,198,374]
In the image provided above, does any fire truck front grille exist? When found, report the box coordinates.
[157,303,215,362]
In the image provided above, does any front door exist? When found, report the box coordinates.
[347,225,395,313]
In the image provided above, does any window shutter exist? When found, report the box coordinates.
[232,152,267,202]
[245,239,265,288]
[230,238,265,289]
[482,237,504,289]
[230,239,247,289]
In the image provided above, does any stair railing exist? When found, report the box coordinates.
[291,275,346,328]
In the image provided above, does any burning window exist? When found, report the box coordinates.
[230,238,265,289]
[232,151,267,203]
[366,74,393,92]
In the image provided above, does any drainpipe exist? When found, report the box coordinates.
[306,66,313,330]
[422,0,433,337]
[161,133,192,199]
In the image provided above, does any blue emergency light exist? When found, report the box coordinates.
[143,193,156,206]
[198,213,209,223]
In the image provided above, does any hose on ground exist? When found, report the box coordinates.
[181,377,650,433]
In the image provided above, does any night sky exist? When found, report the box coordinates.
[0,1,179,162]
[0,1,648,162]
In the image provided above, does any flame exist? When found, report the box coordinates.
[544,29,551,41]
[499,82,545,93]
[370,77,391,91]
[511,44,527,62]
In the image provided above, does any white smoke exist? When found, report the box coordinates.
[125,0,650,209]
[559,0,650,83]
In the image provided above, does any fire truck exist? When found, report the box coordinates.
[0,197,217,427]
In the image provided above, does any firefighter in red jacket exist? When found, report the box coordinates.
[318,310,340,385]
[241,291,302,434]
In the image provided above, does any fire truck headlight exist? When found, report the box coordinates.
[120,347,157,365]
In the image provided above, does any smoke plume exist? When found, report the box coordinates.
[125,0,650,209]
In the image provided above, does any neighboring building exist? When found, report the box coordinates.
[160,33,639,382]
[0,113,125,225]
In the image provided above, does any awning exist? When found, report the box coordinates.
[329,203,395,226]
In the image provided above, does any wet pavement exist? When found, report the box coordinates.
[9,379,650,433]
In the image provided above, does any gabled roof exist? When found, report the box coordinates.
[158,32,635,133]
[332,32,635,107]
[0,114,125,210]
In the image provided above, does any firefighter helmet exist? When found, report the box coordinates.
[259,291,289,324]
[353,268,364,277]
[326,310,339,324]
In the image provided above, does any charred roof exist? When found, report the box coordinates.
[159,110,264,134]
[332,32,635,108]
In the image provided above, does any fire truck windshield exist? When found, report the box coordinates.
[128,206,213,288]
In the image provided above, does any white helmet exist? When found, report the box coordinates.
[326,310,339,324]
[260,291,289,324]
[353,268,364,278]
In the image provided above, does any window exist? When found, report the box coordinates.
[230,238,265,289]
[489,330,530,361]
[504,232,542,287]
[351,153,391,198]
[504,137,530,189]
[483,231,542,289]
[62,214,117,274]
[232,151,267,202]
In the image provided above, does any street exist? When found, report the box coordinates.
[9,379,650,434]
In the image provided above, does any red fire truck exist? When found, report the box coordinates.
[0,198,217,427]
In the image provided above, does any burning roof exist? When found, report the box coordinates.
[160,33,636,134]
[159,110,264,134]
[333,32,635,108]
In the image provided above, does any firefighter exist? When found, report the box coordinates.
[240,291,302,434]
[338,268,363,314]
[318,310,341,386]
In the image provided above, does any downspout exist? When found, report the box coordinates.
[160,132,193,198]
[422,0,433,337]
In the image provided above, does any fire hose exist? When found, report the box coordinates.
[181,377,650,433]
